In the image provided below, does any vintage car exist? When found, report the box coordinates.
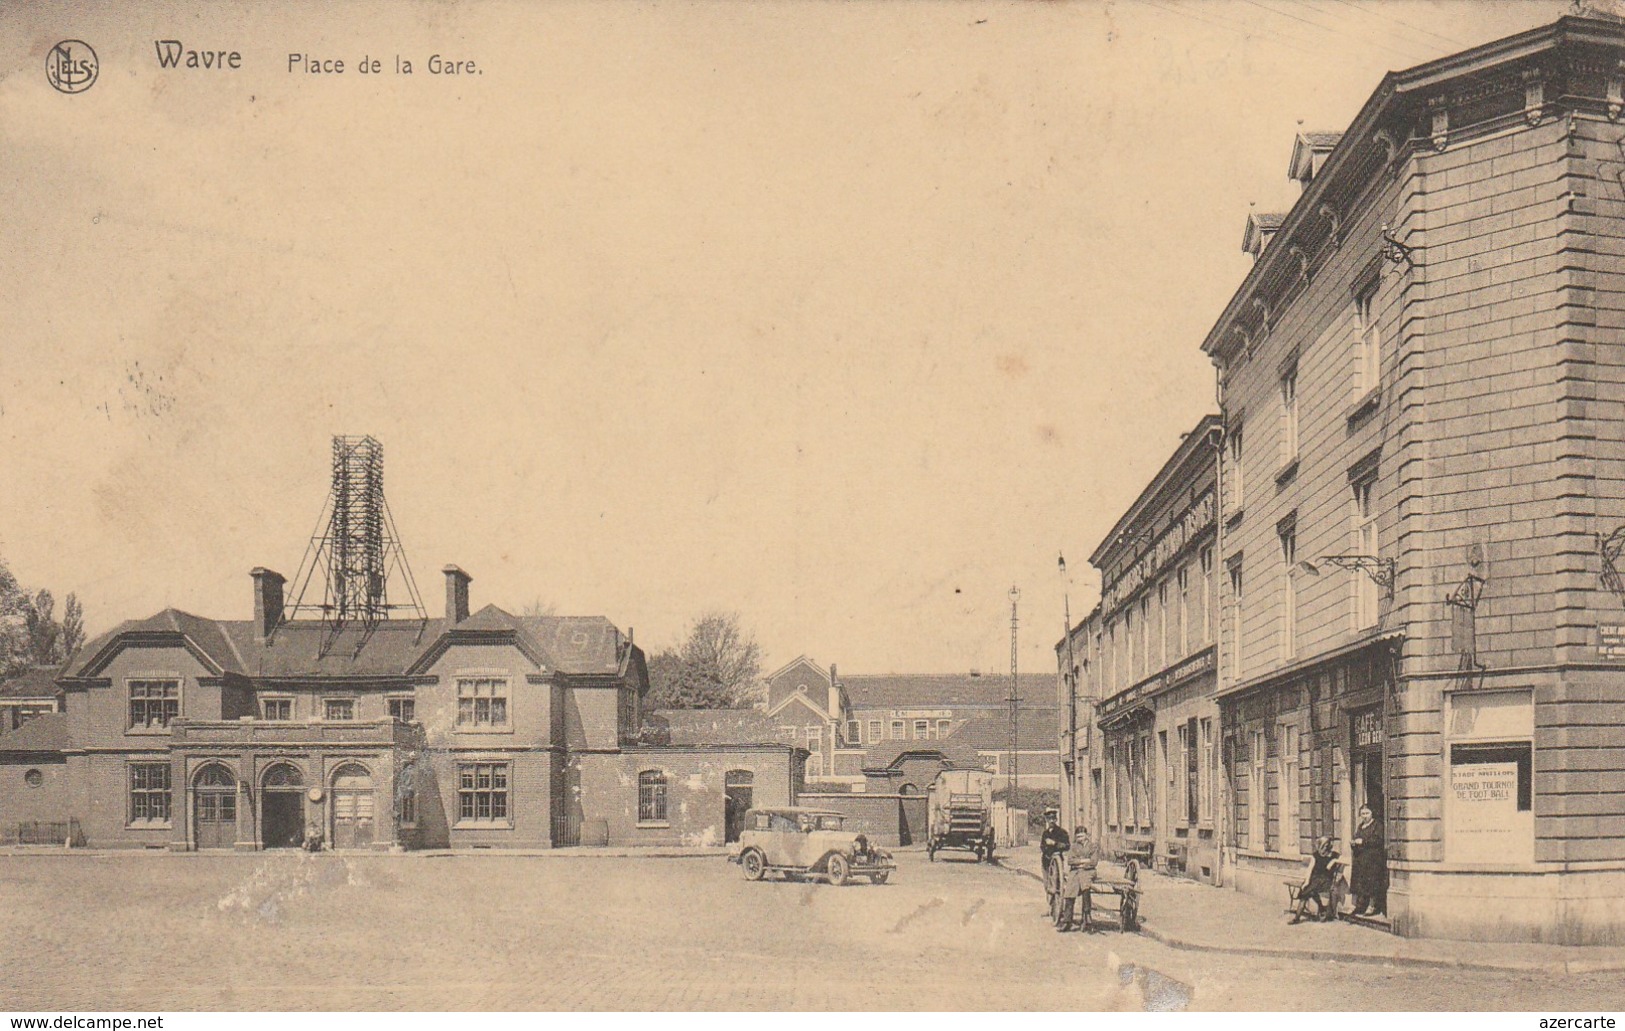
[730,806,895,885]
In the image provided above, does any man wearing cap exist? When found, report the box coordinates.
[1039,809,1070,915]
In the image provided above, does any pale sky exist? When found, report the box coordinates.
[0,1,1574,676]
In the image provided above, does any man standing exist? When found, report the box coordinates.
[1039,808,1070,915]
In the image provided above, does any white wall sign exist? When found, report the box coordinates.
[1449,761,1519,864]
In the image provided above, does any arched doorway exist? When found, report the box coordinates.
[261,763,306,849]
[193,764,237,850]
[331,763,375,850]
[724,770,754,843]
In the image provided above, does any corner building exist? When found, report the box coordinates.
[1205,16,1625,942]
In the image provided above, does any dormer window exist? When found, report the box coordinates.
[1288,130,1343,192]
[1242,211,1287,261]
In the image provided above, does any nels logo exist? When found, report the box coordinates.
[46,39,98,94]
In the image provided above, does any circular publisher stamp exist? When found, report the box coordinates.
[46,40,98,94]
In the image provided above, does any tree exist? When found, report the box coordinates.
[644,611,763,710]
[0,556,87,675]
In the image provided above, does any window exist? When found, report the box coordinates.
[1177,565,1190,656]
[457,677,508,728]
[637,770,667,824]
[806,726,821,753]
[129,762,172,824]
[1139,596,1151,680]
[1355,285,1380,396]
[262,698,292,721]
[1157,581,1170,668]
[618,687,635,741]
[937,718,952,738]
[868,719,883,743]
[845,720,859,744]
[1280,363,1299,464]
[1279,520,1297,662]
[1446,690,1534,864]
[1249,728,1268,850]
[24,768,43,788]
[1124,609,1135,686]
[1279,723,1300,855]
[914,719,929,740]
[1198,717,1214,822]
[890,719,905,740]
[1227,555,1245,680]
[458,762,509,822]
[1200,546,1214,645]
[779,725,797,743]
[398,764,417,827]
[128,679,178,730]
[324,698,355,721]
[1353,475,1379,628]
[1227,423,1246,512]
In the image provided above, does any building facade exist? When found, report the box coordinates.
[1203,15,1625,942]
[0,565,803,851]
[1059,415,1223,884]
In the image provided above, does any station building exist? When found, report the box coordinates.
[0,565,802,851]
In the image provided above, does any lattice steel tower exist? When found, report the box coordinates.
[284,435,427,631]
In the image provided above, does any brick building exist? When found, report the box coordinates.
[0,565,803,851]
[0,666,63,733]
[1203,15,1625,942]
[1058,415,1223,883]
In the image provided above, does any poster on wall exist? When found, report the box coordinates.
[1449,761,1519,864]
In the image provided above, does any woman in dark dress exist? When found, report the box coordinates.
[1291,837,1340,923]
[1350,804,1387,916]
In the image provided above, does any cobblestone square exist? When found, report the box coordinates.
[2,848,1623,1011]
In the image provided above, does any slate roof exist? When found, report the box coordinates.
[1300,130,1344,148]
[0,713,69,752]
[1251,212,1287,231]
[65,605,632,681]
[841,673,1057,711]
[946,709,1063,752]
[648,708,782,746]
[0,666,63,700]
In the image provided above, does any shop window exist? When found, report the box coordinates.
[129,762,172,824]
[128,679,179,730]
[1446,690,1534,864]
[637,770,668,824]
[457,677,508,728]
[324,698,355,721]
[1198,718,1214,823]
[458,762,510,823]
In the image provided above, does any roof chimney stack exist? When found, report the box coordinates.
[251,568,285,643]
[443,565,471,624]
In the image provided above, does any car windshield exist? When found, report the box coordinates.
[815,814,844,830]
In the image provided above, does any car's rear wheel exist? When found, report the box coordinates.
[826,854,850,887]
[740,848,766,881]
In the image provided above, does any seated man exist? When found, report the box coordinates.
[1290,837,1341,924]
[1055,826,1103,932]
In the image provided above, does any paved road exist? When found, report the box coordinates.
[1,849,1621,1010]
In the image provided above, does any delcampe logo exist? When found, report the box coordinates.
[46,39,98,94]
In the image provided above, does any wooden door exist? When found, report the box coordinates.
[194,765,237,850]
[331,766,375,849]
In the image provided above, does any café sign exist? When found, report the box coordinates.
[1103,489,1216,612]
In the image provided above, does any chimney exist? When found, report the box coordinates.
[828,664,839,720]
[251,568,285,642]
[443,565,472,624]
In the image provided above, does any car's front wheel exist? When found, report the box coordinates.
[871,871,889,885]
[740,848,766,881]
[826,854,850,887]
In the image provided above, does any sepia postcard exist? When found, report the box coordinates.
[5,0,1625,1018]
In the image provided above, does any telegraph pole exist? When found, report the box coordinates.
[1007,585,1021,803]
[1060,554,1077,828]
